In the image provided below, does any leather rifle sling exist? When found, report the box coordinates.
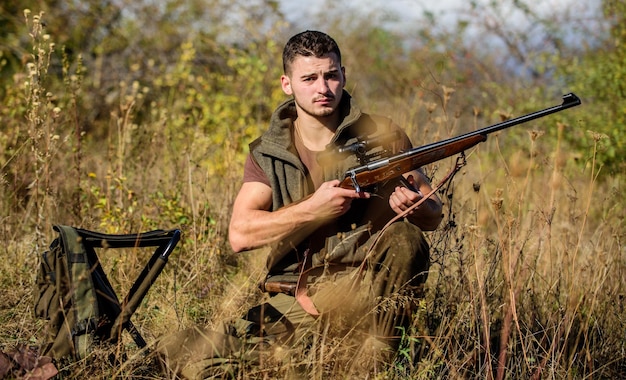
[295,249,320,316]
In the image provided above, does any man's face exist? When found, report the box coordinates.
[281,53,345,118]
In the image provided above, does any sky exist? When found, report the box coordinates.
[275,0,605,82]
[278,0,603,46]
[279,0,598,26]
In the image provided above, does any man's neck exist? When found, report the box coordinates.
[294,112,339,152]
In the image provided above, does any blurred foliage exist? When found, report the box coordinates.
[553,0,625,173]
[0,0,619,259]
[0,0,286,236]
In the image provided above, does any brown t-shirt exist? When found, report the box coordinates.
[243,129,324,190]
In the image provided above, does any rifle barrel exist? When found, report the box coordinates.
[344,93,581,192]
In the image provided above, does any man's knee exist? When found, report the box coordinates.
[381,222,429,255]
[378,221,430,280]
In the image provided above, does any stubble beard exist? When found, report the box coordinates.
[294,95,340,119]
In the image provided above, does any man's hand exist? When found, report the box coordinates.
[303,179,370,220]
[388,172,443,231]
[389,175,423,215]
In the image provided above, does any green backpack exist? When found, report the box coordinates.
[34,225,181,360]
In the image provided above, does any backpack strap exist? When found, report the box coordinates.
[54,225,98,360]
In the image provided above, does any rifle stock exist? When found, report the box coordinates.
[341,93,581,193]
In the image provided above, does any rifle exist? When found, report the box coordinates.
[339,93,581,193]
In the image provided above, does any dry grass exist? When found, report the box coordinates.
[2,106,624,379]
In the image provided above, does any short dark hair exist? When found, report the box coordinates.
[282,30,342,74]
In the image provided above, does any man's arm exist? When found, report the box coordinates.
[389,169,443,231]
[228,180,369,253]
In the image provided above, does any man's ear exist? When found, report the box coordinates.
[281,75,292,95]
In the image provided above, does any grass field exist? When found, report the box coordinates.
[2,95,624,379]
[1,10,625,379]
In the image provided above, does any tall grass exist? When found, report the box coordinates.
[0,10,624,380]
[414,117,625,379]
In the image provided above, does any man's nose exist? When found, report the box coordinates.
[316,78,330,93]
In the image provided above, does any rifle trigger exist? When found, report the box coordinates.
[348,171,361,193]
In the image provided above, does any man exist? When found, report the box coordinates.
[158,30,442,377]
[230,29,442,362]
